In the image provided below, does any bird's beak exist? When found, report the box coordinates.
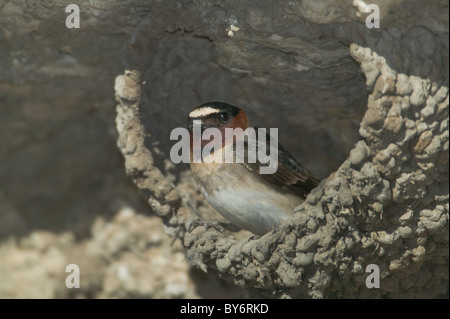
[188,121,209,132]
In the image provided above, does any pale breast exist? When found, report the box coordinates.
[190,159,303,235]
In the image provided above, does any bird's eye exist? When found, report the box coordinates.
[219,112,229,122]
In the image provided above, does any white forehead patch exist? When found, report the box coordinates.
[189,106,221,118]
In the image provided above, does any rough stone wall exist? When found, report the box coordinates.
[0,0,448,298]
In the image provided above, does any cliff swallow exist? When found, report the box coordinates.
[188,102,320,235]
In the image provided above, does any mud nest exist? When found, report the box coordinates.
[115,12,448,298]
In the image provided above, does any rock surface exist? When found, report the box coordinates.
[0,0,448,298]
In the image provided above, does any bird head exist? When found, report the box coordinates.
[187,102,249,134]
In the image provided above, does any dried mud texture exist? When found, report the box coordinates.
[1,0,448,299]
[0,203,244,299]
[116,43,449,298]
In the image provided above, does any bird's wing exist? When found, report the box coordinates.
[239,127,321,199]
